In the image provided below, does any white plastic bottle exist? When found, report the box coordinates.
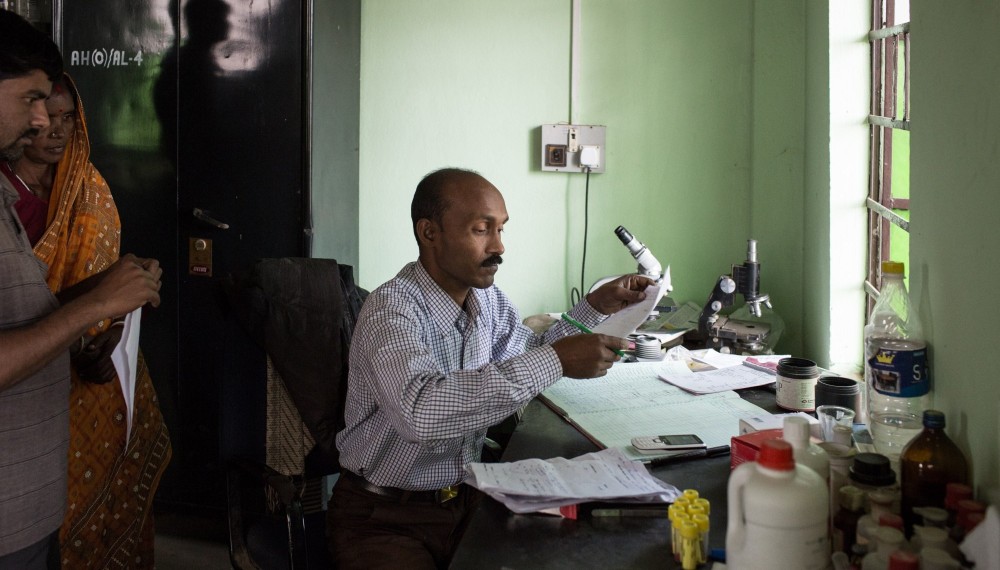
[861,526,906,570]
[726,438,830,569]
[784,416,830,481]
[864,261,930,469]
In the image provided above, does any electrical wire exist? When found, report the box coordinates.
[570,167,592,306]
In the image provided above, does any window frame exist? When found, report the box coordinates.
[866,0,911,313]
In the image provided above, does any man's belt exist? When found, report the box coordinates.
[341,470,461,504]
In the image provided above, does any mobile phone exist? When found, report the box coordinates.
[631,434,706,453]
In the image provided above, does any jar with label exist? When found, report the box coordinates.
[776,357,820,412]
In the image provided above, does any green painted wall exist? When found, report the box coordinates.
[356,1,807,357]
[910,1,1000,501]
[357,0,571,313]
[751,0,806,358]
[310,0,361,267]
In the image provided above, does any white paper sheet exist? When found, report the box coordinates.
[592,279,670,338]
[657,359,776,394]
[692,349,749,369]
[111,307,141,443]
[465,448,680,513]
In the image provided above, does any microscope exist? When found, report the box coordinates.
[696,239,775,354]
[614,225,664,279]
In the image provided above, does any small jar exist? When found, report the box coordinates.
[776,357,820,412]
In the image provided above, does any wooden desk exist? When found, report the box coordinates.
[449,388,780,569]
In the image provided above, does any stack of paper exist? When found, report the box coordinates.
[657,350,788,395]
[464,448,680,514]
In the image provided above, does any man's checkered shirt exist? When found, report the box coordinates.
[336,261,606,490]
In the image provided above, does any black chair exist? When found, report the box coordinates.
[224,258,366,570]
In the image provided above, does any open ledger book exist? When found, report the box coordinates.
[538,361,769,462]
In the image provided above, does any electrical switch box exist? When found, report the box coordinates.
[540,124,606,173]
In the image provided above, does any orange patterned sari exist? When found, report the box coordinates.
[32,75,172,569]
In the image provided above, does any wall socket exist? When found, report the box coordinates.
[540,124,606,173]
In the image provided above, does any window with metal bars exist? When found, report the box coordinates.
[866,0,910,314]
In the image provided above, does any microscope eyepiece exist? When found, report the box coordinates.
[614,226,634,245]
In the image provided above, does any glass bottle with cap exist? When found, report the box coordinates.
[849,452,898,494]
[849,453,899,548]
[833,485,866,555]
[900,410,969,536]
[820,441,858,527]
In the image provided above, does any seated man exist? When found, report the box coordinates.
[328,167,652,569]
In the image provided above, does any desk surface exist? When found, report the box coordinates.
[450,388,780,570]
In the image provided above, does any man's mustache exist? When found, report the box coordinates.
[21,128,39,139]
[481,255,503,267]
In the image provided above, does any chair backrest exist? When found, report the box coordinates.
[227,257,367,474]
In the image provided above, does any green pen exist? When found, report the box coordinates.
[560,313,626,357]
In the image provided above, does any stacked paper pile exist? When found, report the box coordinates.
[464,448,680,514]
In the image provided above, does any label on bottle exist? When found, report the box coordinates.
[868,339,930,398]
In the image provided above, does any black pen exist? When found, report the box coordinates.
[645,445,730,468]
[591,507,669,517]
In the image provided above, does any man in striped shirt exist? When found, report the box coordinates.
[329,167,653,569]
[0,11,163,568]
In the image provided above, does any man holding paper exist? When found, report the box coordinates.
[0,13,162,567]
[329,167,653,569]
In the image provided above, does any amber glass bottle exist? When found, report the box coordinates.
[900,410,969,536]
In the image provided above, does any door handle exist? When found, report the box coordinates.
[193,208,230,230]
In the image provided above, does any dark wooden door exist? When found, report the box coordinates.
[60,0,306,509]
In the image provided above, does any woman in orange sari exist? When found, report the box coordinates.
[7,74,172,568]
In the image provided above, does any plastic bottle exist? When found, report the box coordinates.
[857,489,897,548]
[725,439,830,569]
[692,513,710,564]
[920,547,962,570]
[943,483,973,528]
[912,506,948,529]
[784,416,830,481]
[952,499,987,542]
[864,261,930,470]
[899,410,969,536]
[911,525,960,560]
[886,549,920,570]
[679,520,700,570]
[861,526,906,570]
[669,506,690,561]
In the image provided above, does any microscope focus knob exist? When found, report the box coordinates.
[720,277,736,294]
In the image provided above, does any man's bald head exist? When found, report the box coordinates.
[411,167,489,244]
